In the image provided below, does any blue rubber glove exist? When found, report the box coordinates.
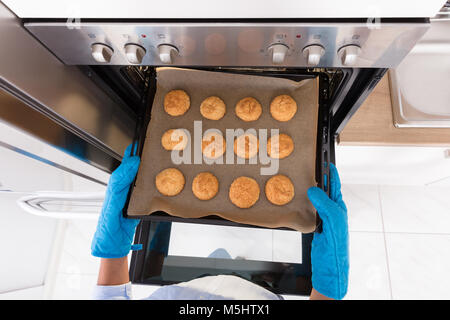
[307,163,349,300]
[91,144,142,259]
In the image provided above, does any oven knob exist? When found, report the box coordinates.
[124,43,146,64]
[302,44,325,66]
[158,44,179,64]
[268,43,289,65]
[338,45,361,66]
[91,43,114,63]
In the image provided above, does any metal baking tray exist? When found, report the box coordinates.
[122,67,337,232]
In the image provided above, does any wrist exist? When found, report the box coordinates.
[311,270,348,300]
[310,288,334,300]
[97,257,130,286]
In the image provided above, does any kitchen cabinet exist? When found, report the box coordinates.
[337,75,450,186]
[338,74,450,146]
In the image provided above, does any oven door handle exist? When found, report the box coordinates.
[16,191,104,220]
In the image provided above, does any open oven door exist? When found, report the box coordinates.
[0,3,149,226]
[0,3,140,176]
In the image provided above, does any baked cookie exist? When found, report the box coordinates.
[234,133,259,159]
[235,97,262,122]
[164,90,190,116]
[155,168,185,196]
[267,133,294,159]
[192,172,219,200]
[161,129,189,151]
[265,174,295,206]
[270,95,297,122]
[200,96,226,120]
[229,176,260,209]
[202,131,226,159]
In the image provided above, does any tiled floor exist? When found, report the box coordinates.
[46,218,160,300]
[345,232,391,300]
[47,183,450,300]
[342,184,450,300]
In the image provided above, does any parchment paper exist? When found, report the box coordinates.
[127,67,318,232]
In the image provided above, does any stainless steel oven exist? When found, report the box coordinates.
[0,0,444,296]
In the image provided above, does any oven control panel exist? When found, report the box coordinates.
[25,22,428,68]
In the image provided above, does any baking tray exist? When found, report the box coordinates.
[124,67,331,233]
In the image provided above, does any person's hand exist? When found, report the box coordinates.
[307,163,349,300]
[91,144,142,259]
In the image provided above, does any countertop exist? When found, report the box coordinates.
[337,73,450,147]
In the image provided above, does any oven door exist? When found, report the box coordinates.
[0,3,140,174]
[124,66,386,296]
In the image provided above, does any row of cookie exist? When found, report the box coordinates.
[162,130,295,160]
[164,90,298,122]
[156,168,294,208]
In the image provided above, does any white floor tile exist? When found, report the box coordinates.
[380,185,450,234]
[168,223,273,262]
[426,175,450,187]
[70,219,99,242]
[0,286,44,300]
[385,233,450,300]
[341,184,383,232]
[51,273,97,300]
[58,220,100,275]
[0,192,56,293]
[427,186,450,209]
[345,232,391,300]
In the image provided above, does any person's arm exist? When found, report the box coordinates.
[97,257,130,286]
[307,163,349,300]
[310,288,334,300]
[92,257,133,300]
[90,144,142,299]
